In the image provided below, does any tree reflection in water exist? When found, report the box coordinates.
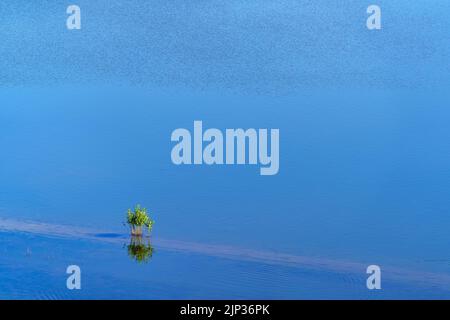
[126,236,154,263]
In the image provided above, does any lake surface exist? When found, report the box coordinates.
[0,1,450,299]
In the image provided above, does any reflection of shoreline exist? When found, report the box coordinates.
[0,217,449,291]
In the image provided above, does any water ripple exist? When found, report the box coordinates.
[0,217,450,291]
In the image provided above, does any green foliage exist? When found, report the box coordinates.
[126,204,154,234]
[127,237,154,263]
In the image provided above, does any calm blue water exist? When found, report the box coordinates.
[0,1,450,299]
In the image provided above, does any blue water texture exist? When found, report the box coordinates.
[0,1,450,299]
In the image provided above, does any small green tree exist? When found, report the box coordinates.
[126,204,154,236]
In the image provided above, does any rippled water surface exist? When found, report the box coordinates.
[1,1,450,299]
